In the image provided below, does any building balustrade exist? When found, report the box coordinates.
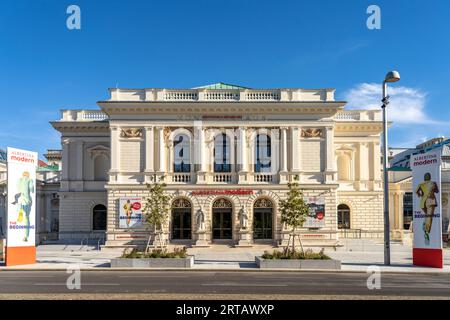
[171,172,192,183]
[212,173,233,183]
[253,172,274,183]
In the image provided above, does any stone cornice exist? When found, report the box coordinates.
[97,101,345,117]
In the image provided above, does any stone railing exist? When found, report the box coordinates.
[253,173,274,183]
[335,110,381,121]
[36,170,61,183]
[203,91,239,101]
[60,110,109,121]
[171,173,192,183]
[109,88,336,102]
[212,173,233,183]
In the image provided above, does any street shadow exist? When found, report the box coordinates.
[238,262,258,268]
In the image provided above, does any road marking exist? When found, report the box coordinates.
[201,283,288,287]
[118,275,189,278]
[33,283,120,286]
[0,276,55,278]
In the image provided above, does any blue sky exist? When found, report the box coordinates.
[1,0,450,159]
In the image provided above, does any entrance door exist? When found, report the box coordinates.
[253,198,273,240]
[171,198,192,240]
[253,209,273,239]
[212,198,233,240]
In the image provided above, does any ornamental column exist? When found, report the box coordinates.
[61,138,70,191]
[238,127,249,184]
[324,126,336,183]
[195,123,207,184]
[279,127,288,184]
[109,126,120,183]
[144,126,154,182]
[157,127,166,173]
[290,127,300,172]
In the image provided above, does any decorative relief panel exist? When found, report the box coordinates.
[301,128,323,138]
[120,128,142,138]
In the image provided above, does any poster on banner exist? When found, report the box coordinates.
[119,198,144,228]
[411,149,443,249]
[303,196,326,228]
[6,147,38,247]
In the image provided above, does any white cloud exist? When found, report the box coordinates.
[343,83,438,125]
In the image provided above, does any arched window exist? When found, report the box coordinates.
[337,154,351,181]
[94,155,109,181]
[171,198,192,240]
[93,204,107,231]
[337,204,351,229]
[214,133,231,172]
[254,134,271,172]
[173,134,191,172]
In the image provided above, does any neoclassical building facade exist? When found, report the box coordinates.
[46,83,386,248]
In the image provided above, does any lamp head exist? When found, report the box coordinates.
[384,71,401,83]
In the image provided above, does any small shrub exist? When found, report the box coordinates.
[121,246,187,259]
[261,248,330,260]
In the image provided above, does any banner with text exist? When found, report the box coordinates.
[411,148,443,268]
[119,198,144,228]
[6,147,38,266]
[303,196,325,228]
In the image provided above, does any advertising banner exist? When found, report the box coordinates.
[119,198,144,228]
[303,196,325,228]
[411,148,443,268]
[6,147,38,266]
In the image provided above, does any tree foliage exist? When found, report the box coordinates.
[142,182,170,232]
[279,181,309,232]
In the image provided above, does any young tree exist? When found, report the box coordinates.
[142,180,170,251]
[279,180,310,253]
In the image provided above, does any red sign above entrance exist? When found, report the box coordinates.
[191,189,254,196]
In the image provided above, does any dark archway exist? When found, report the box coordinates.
[93,204,107,231]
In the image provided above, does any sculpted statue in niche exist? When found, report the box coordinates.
[301,128,323,138]
[196,209,205,232]
[120,128,142,138]
[238,207,249,230]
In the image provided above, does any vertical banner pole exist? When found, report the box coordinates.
[5,147,38,266]
[411,148,444,268]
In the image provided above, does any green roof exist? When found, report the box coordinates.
[388,166,412,172]
[192,82,250,90]
[37,164,60,172]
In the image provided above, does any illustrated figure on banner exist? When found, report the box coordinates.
[196,209,205,232]
[123,199,133,227]
[415,172,439,245]
[11,171,34,242]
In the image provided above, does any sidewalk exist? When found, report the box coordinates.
[1,243,449,273]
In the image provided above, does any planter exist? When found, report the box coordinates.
[111,256,194,268]
[255,256,341,270]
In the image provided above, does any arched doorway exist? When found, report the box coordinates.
[212,198,232,239]
[253,198,273,239]
[337,204,351,229]
[92,204,107,231]
[171,198,192,240]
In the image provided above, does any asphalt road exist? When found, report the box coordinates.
[0,271,449,298]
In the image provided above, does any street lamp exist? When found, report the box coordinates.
[382,70,400,265]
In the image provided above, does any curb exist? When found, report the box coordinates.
[0,267,449,275]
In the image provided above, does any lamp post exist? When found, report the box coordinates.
[382,70,400,265]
